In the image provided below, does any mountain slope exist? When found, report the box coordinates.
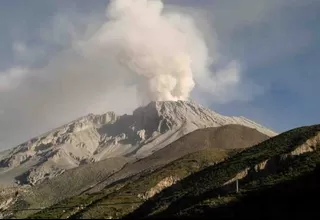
[180,161,320,219]
[0,101,276,186]
[126,124,320,218]
[26,149,233,219]
[87,124,269,194]
[6,124,269,219]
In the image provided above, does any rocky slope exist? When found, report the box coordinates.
[12,125,267,219]
[0,100,276,186]
[86,124,269,194]
[24,148,234,219]
[0,125,268,219]
[23,124,320,219]
[127,124,320,218]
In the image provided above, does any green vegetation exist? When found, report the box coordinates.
[175,149,320,217]
[27,148,232,219]
[22,124,320,219]
[10,157,129,218]
[127,124,320,218]
[181,164,320,219]
[129,148,232,193]
[27,194,98,219]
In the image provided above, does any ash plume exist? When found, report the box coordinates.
[80,0,205,103]
[0,0,249,149]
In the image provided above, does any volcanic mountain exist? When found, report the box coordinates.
[0,100,276,186]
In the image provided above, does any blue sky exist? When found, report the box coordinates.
[0,0,319,149]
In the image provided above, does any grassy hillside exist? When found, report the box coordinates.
[6,125,267,219]
[3,157,130,219]
[86,124,269,193]
[127,124,320,218]
[27,148,234,219]
[12,124,320,219]
[25,124,269,219]
[180,153,320,219]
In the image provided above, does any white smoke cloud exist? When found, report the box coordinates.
[74,0,244,104]
[77,0,200,103]
[0,0,248,149]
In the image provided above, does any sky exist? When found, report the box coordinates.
[0,0,319,150]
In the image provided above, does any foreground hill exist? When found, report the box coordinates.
[127,124,320,218]
[86,124,269,194]
[7,124,268,219]
[27,148,233,219]
[24,124,320,219]
[0,101,276,186]
[179,165,320,219]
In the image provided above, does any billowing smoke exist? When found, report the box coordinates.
[0,0,249,149]
[79,0,207,103]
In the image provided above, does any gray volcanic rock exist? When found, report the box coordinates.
[0,100,276,186]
